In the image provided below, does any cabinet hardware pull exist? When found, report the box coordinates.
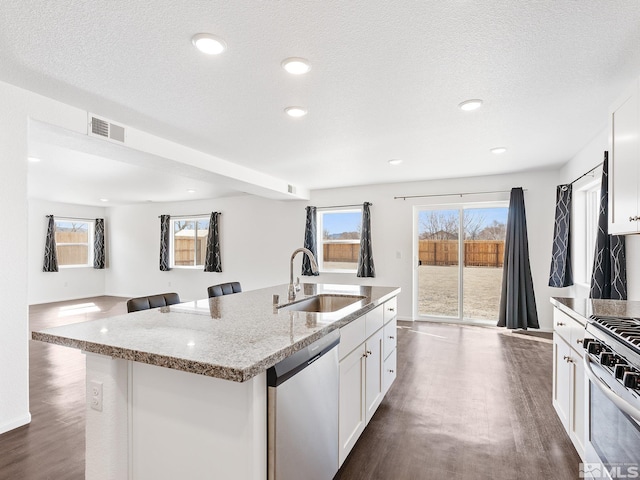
[557,322,565,326]
[577,338,584,345]
[388,308,395,312]
[389,369,395,373]
[630,216,635,222]
[389,336,395,339]
[630,215,640,222]
[366,350,372,355]
[362,353,368,358]
[563,355,569,362]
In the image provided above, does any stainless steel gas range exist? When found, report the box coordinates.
[583,315,640,479]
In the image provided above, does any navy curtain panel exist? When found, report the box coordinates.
[43,215,58,272]
[498,188,539,330]
[159,214,171,271]
[93,218,105,269]
[548,184,573,287]
[357,202,375,278]
[204,212,222,272]
[302,206,319,276]
[590,153,627,299]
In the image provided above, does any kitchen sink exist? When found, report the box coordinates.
[279,294,367,313]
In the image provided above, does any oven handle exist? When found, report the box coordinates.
[584,355,640,422]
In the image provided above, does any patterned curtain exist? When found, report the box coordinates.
[498,188,539,329]
[204,212,222,272]
[590,153,627,300]
[42,215,58,272]
[159,214,171,271]
[302,206,319,276]
[357,202,375,278]
[548,185,573,287]
[94,218,105,269]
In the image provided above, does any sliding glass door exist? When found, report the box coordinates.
[415,204,508,322]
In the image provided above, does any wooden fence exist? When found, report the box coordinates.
[324,240,504,267]
[174,237,207,266]
[418,240,504,267]
[55,231,89,265]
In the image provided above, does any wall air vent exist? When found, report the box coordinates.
[88,114,126,143]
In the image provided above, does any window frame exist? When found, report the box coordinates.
[54,218,94,268]
[169,216,210,269]
[317,207,362,273]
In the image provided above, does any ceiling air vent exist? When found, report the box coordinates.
[88,114,126,143]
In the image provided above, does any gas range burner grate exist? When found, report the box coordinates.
[590,316,640,351]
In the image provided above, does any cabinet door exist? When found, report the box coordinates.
[609,80,640,234]
[339,346,366,466]
[365,329,384,424]
[552,336,571,431]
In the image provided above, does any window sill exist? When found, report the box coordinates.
[59,265,93,269]
[319,270,357,274]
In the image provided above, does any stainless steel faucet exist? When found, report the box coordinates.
[288,247,318,301]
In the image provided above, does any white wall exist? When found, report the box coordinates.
[559,128,640,300]
[0,80,88,434]
[104,195,306,301]
[28,199,107,304]
[307,169,561,331]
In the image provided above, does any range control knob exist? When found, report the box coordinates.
[623,372,640,390]
[599,352,622,368]
[587,341,605,356]
[614,364,632,380]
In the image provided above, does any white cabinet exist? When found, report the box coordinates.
[364,329,383,423]
[609,76,640,235]
[552,308,587,460]
[338,344,366,464]
[338,298,398,466]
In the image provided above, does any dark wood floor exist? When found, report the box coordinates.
[0,298,580,479]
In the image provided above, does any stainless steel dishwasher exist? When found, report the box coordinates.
[267,329,340,480]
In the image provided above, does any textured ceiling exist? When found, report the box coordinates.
[4,1,640,202]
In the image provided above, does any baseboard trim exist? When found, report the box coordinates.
[0,412,31,435]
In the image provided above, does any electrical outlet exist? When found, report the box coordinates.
[90,380,103,412]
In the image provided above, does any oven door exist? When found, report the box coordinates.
[584,356,640,479]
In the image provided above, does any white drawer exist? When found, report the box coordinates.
[365,305,384,338]
[383,350,397,394]
[383,318,397,360]
[339,315,366,361]
[553,308,585,350]
[383,297,397,324]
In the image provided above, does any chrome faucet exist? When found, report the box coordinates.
[288,247,318,301]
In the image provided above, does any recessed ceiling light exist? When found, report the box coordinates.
[191,33,227,55]
[28,156,41,162]
[99,198,109,202]
[458,99,483,111]
[388,159,402,166]
[490,147,507,154]
[187,189,196,193]
[282,57,311,75]
[285,106,308,118]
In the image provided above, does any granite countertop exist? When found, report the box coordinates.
[32,283,400,383]
[551,296,640,324]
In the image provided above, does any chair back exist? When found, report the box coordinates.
[127,292,181,313]
[207,282,242,298]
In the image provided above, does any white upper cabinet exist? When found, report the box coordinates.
[609,76,640,235]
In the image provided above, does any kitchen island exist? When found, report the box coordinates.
[32,283,400,480]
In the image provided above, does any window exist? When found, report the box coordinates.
[574,178,601,284]
[55,219,93,267]
[170,217,210,268]
[317,209,362,272]
[584,182,601,283]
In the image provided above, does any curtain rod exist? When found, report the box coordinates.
[45,215,98,221]
[562,160,604,190]
[316,203,371,210]
[393,189,524,200]
[157,213,220,219]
